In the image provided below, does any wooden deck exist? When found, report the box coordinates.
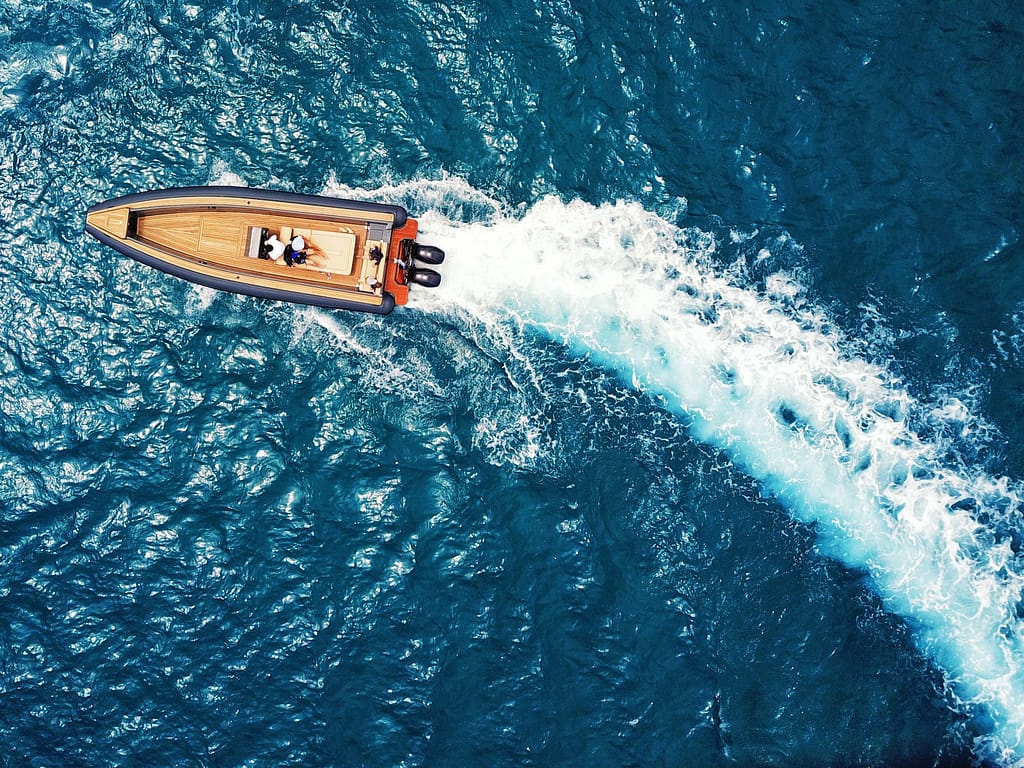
[133,210,388,293]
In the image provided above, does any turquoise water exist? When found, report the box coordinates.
[2,0,1023,765]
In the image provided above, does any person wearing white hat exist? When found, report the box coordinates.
[285,234,308,266]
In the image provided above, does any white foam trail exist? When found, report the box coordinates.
[408,190,1024,764]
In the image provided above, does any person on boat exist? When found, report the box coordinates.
[369,245,384,264]
[284,234,327,267]
[284,235,306,266]
[263,234,286,261]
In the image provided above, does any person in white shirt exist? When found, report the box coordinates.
[264,234,286,261]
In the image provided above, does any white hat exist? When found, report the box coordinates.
[291,235,305,250]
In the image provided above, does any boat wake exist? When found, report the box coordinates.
[331,179,1024,764]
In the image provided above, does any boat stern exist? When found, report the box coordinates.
[384,220,446,306]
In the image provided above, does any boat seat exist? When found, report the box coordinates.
[310,230,356,274]
[245,227,263,258]
[358,240,386,291]
[285,227,356,274]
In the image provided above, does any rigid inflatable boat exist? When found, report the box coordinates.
[84,186,444,314]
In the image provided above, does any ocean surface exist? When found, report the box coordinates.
[2,0,1023,765]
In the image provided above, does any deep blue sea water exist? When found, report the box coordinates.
[2,0,1023,765]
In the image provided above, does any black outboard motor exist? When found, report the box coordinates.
[408,267,441,288]
[400,239,444,288]
[414,244,445,265]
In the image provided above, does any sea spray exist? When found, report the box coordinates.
[383,187,1024,763]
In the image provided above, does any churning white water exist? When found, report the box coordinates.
[369,181,1024,763]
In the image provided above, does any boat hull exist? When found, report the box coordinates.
[84,186,438,314]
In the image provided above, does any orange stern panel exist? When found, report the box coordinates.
[387,218,418,306]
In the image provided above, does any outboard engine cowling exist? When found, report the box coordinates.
[414,244,445,265]
[408,267,441,288]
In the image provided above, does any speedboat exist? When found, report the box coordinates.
[84,186,444,314]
